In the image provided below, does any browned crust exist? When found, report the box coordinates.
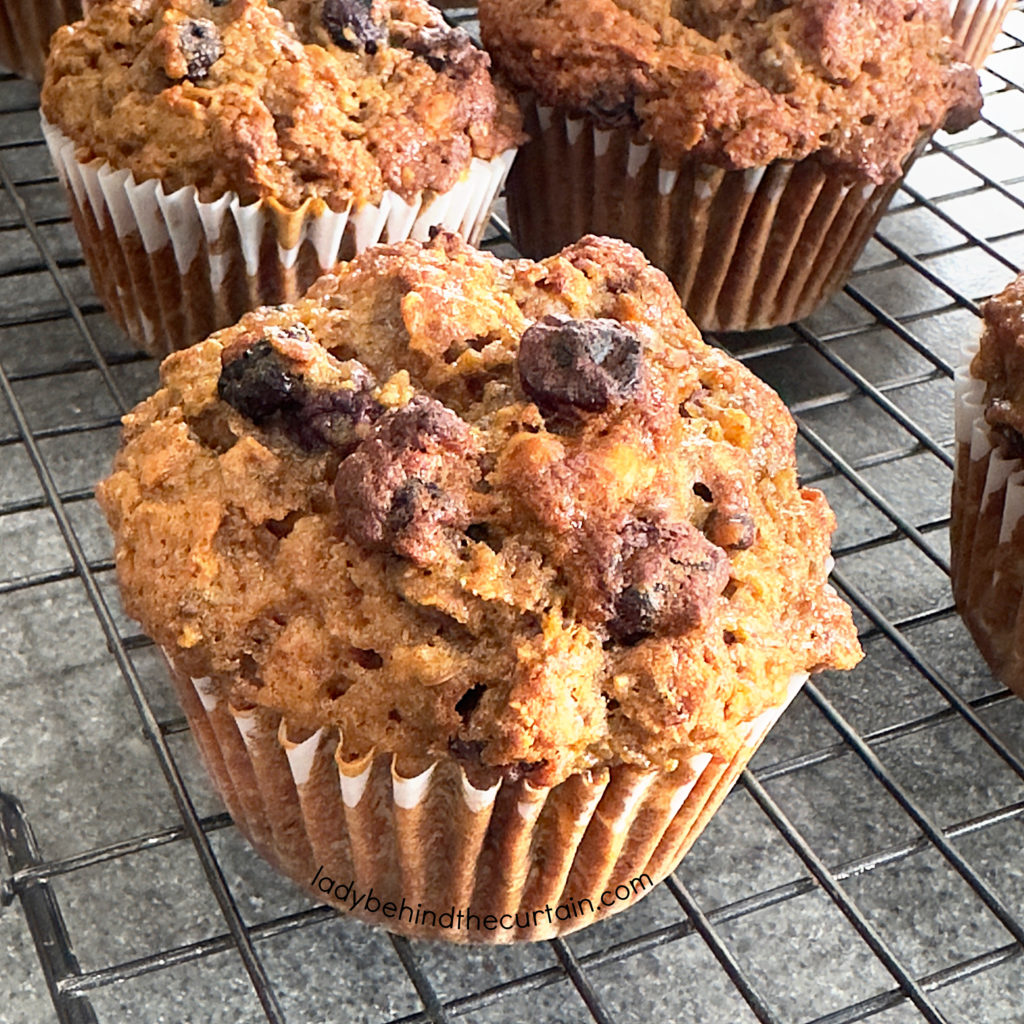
[479,0,981,182]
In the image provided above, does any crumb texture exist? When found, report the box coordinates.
[479,0,981,182]
[97,232,861,787]
[43,0,523,206]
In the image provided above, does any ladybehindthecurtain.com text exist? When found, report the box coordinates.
[309,865,655,934]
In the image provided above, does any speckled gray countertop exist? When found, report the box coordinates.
[3,9,1024,1024]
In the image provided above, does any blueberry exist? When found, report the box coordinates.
[407,24,483,78]
[517,315,643,416]
[387,478,445,533]
[608,585,662,646]
[218,339,383,452]
[375,393,474,454]
[321,0,386,54]
[334,397,476,563]
[603,519,730,645]
[179,18,223,81]
[289,386,381,452]
[703,509,756,551]
[218,340,301,423]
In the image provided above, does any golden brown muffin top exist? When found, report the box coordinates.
[972,272,1024,456]
[43,0,523,207]
[479,0,981,182]
[97,232,861,788]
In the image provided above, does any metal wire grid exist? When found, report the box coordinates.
[1,8,1024,1024]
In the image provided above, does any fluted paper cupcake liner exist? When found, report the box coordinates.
[951,340,1024,698]
[0,0,79,82]
[950,0,1015,67]
[506,100,928,332]
[165,653,807,943]
[42,118,515,357]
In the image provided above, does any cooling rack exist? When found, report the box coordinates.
[2,7,1024,1024]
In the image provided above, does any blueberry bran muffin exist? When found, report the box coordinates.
[41,0,523,354]
[952,272,1024,700]
[479,0,981,330]
[97,232,861,940]
[948,0,1016,69]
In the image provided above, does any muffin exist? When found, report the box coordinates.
[40,0,523,357]
[0,1,81,82]
[952,271,1024,699]
[479,0,981,332]
[97,231,861,942]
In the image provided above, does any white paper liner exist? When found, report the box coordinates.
[281,725,323,788]
[955,340,986,446]
[508,102,922,332]
[667,753,713,818]
[42,117,515,356]
[162,655,811,943]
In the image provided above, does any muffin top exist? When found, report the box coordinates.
[971,272,1024,456]
[42,0,523,208]
[479,0,981,182]
[97,232,861,788]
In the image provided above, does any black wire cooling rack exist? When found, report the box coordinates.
[3,8,1024,1024]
